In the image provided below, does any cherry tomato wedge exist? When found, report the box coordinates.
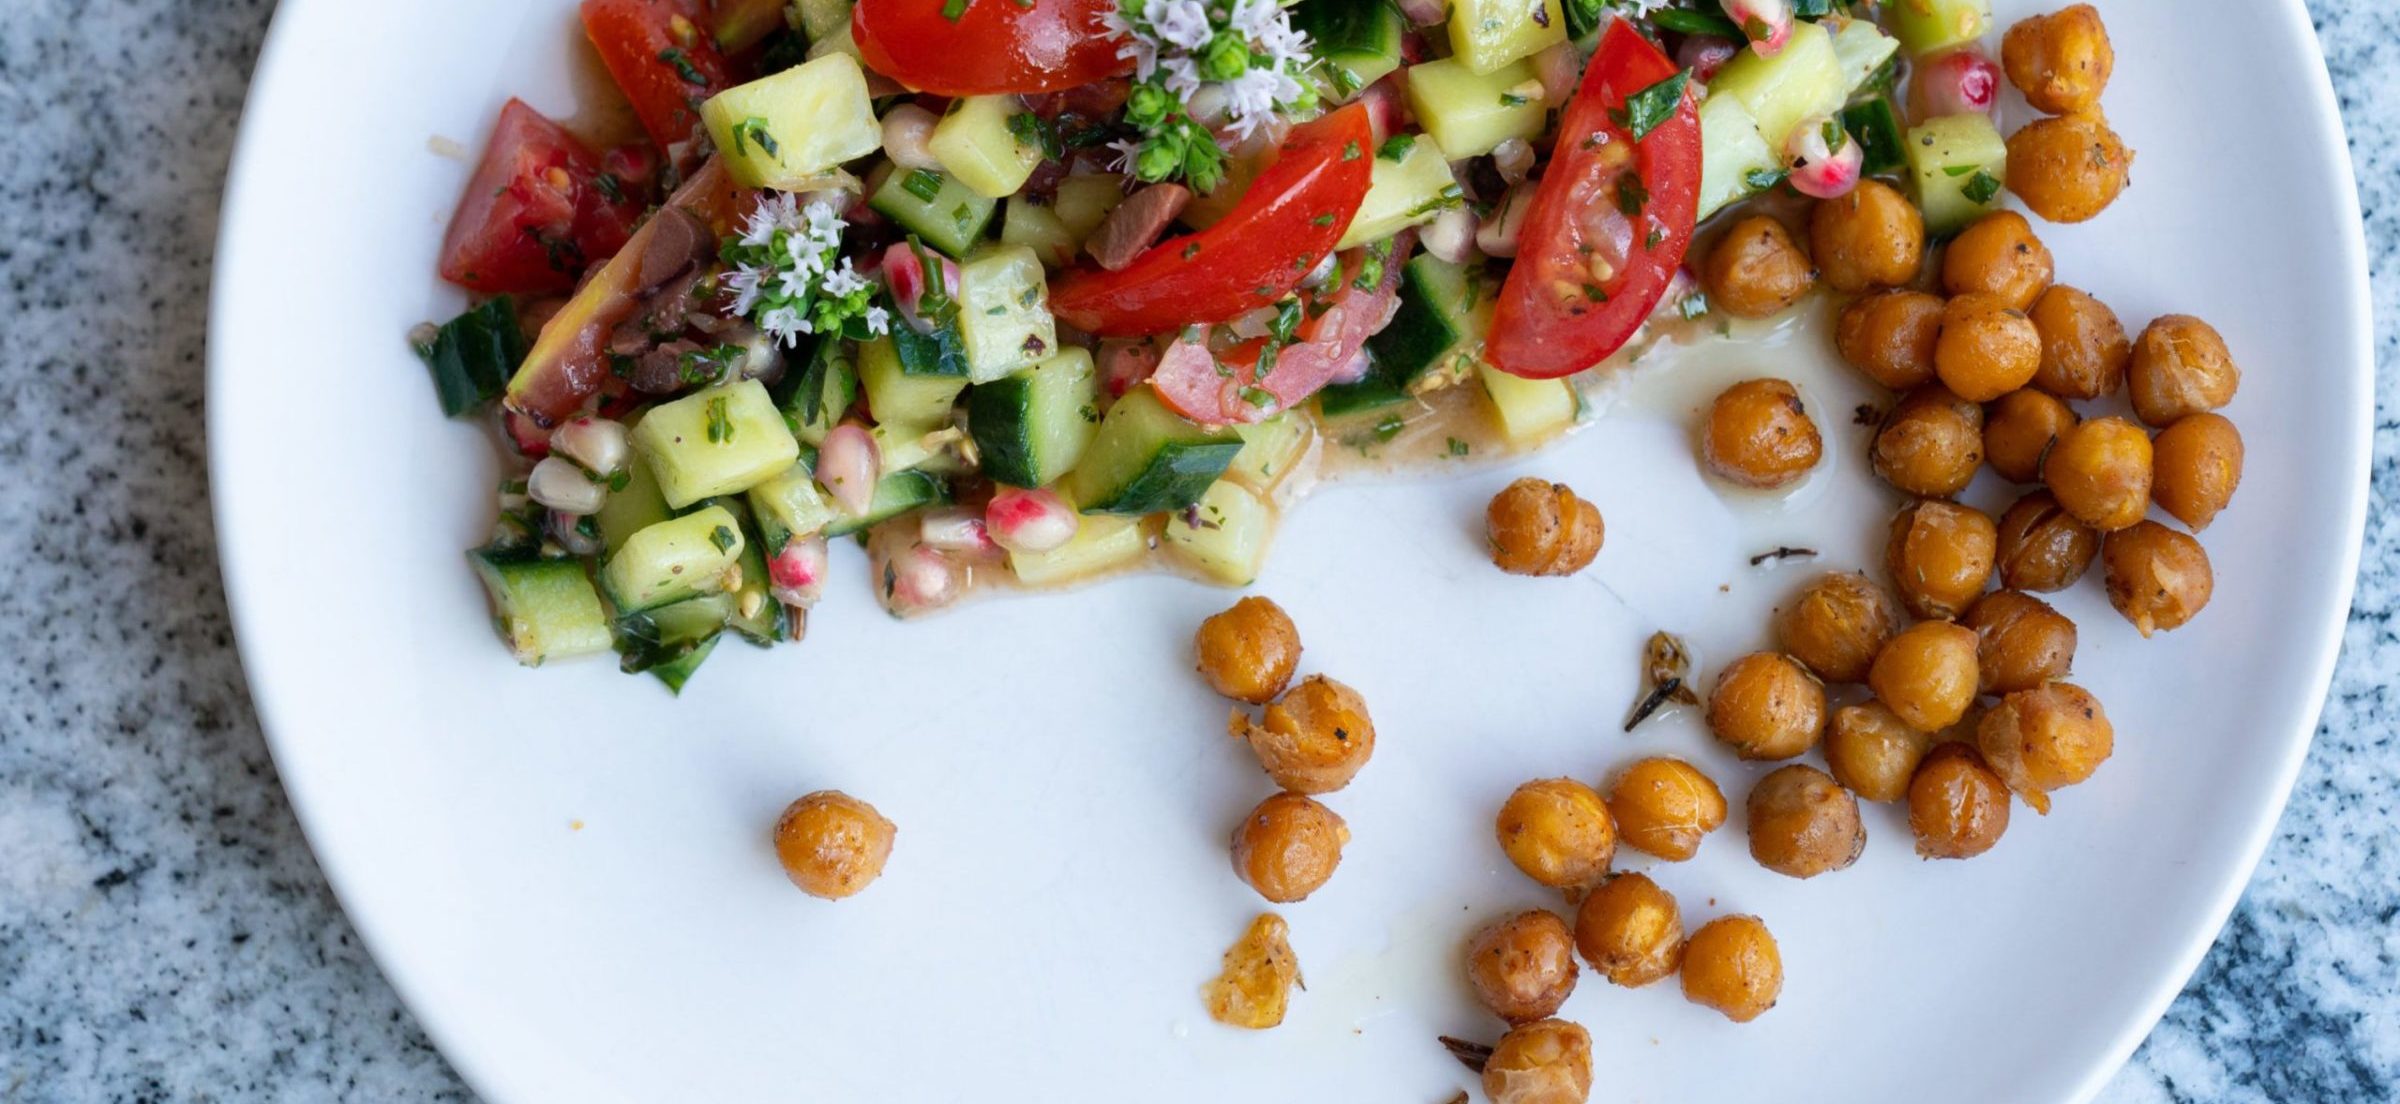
[1151,243,1405,425]
[853,0,1131,96]
[1487,21,1701,379]
[438,99,653,296]
[1050,104,1376,338]
[582,0,734,152]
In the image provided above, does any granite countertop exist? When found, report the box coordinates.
[1,2,2392,1100]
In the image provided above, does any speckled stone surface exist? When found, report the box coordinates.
[0,2,2391,1101]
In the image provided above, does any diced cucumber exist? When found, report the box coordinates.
[969,347,1100,487]
[956,245,1057,383]
[824,469,950,536]
[648,632,721,695]
[1827,17,1902,92]
[707,496,786,644]
[1327,255,1490,414]
[631,379,802,509]
[1906,113,2009,236]
[595,450,673,558]
[794,0,851,42]
[1842,97,1908,177]
[1002,199,1078,268]
[1888,0,1991,55]
[1479,362,1578,444]
[1446,0,1567,75]
[868,166,997,259]
[1335,137,1460,250]
[700,53,881,190]
[1007,513,1148,586]
[468,551,613,666]
[771,340,859,446]
[415,298,524,417]
[1163,480,1276,586]
[858,335,969,427]
[1294,0,1404,94]
[614,592,732,686]
[930,95,1045,199]
[748,460,837,549]
[1697,91,1780,221]
[890,312,970,379]
[1708,20,1846,155]
[1226,413,1315,493]
[871,421,962,472]
[1405,57,1547,160]
[1051,174,1126,242]
[1062,387,1245,516]
[601,505,747,612]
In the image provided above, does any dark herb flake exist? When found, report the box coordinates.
[1608,70,1691,142]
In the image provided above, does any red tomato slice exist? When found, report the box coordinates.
[852,0,1130,96]
[582,0,734,152]
[1152,245,1405,425]
[1050,104,1377,338]
[1487,21,1701,379]
[438,99,652,296]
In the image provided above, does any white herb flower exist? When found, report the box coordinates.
[1149,0,1214,51]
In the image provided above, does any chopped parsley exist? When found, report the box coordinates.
[1446,437,1471,457]
[730,117,779,160]
[709,525,738,553]
[1343,140,1362,161]
[941,0,971,19]
[1615,173,1650,217]
[1745,166,1789,193]
[657,48,707,85]
[1962,169,2004,205]
[1377,134,1416,162]
[1240,386,1279,411]
[704,396,733,443]
[1372,413,1405,442]
[1609,71,1692,142]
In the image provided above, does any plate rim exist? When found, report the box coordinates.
[203,1,2376,1100]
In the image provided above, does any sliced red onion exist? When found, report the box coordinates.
[1477,183,1534,259]
[886,545,961,615]
[1097,339,1162,398]
[551,416,628,476]
[768,537,830,608]
[546,510,603,558]
[1534,43,1582,105]
[1227,306,1282,341]
[527,456,605,516]
[816,423,882,517]
[1492,138,1535,186]
[1420,205,1477,264]
[1913,47,2001,119]
[880,104,942,171]
[919,506,1000,556]
[985,487,1079,554]
[1784,114,1864,200]
[1720,0,1793,57]
[1676,35,1742,85]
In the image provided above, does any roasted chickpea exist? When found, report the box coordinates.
[1886,499,1998,620]
[1826,702,1934,803]
[1746,764,1865,879]
[1837,290,1944,390]
[1942,211,2055,311]
[2102,521,2215,636]
[1495,779,1618,889]
[1961,590,2078,695]
[1907,743,2013,859]
[1706,652,1828,761]
[1466,910,1582,1024]
[1935,293,2043,402]
[1776,571,1902,684]
[1194,596,1301,704]
[1983,389,2078,484]
[1702,215,1816,319]
[1482,1019,1594,1104]
[1703,378,1823,489]
[1872,384,1986,498]
[2152,413,2245,530]
[2007,113,2135,224]
[773,791,897,900]
[1228,675,1375,794]
[1681,916,1783,1023]
[1809,181,1925,292]
[1995,490,2101,592]
[1977,682,2114,813]
[1869,621,1981,731]
[2028,285,2131,399]
[2002,4,2115,115]
[1488,477,1606,577]
[2043,416,2154,531]
[1574,872,1684,987]
[1605,757,1728,861]
[2128,314,2241,427]
[1231,792,1349,903]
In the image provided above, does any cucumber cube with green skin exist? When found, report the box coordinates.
[1062,388,1245,516]
[1842,98,1910,177]
[1326,255,1491,415]
[647,632,721,695]
[633,379,802,509]
[1007,513,1147,586]
[1002,199,1078,269]
[1406,57,1547,160]
[1708,20,1846,155]
[824,470,950,536]
[601,505,747,613]
[858,335,969,427]
[1446,0,1566,75]
[595,450,673,559]
[969,347,1100,488]
[867,167,996,259]
[469,552,613,666]
[1906,113,2010,236]
[956,245,1057,383]
[771,342,858,447]
[1163,480,1276,586]
[1479,362,1578,445]
[705,496,786,644]
[701,53,881,190]
[1226,412,1315,494]
[748,460,837,550]
[1888,0,1991,55]
[1295,0,1405,93]
[930,95,1045,199]
[1335,138,1461,250]
[1696,92,1779,221]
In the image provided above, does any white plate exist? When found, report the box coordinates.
[210,3,2371,1101]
